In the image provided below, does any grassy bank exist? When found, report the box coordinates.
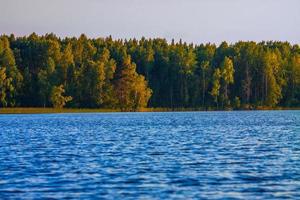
[0,107,177,114]
[0,107,299,114]
[0,107,120,114]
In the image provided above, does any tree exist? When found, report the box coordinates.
[37,57,55,107]
[220,56,234,107]
[37,70,50,107]
[76,49,117,108]
[115,54,152,111]
[58,43,74,84]
[100,49,117,107]
[200,61,209,107]
[211,68,221,108]
[77,60,105,107]
[263,51,282,107]
[0,36,23,106]
[1,33,299,110]
[0,67,13,107]
[50,85,72,108]
[285,54,300,106]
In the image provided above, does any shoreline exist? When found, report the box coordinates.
[0,107,300,114]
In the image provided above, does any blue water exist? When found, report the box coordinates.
[0,111,299,199]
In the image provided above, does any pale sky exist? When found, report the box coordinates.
[1,0,299,44]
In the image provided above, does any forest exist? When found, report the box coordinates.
[0,33,300,111]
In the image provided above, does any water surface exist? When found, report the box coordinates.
[0,111,299,199]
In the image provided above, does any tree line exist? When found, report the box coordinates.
[0,33,299,110]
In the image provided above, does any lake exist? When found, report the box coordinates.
[0,111,299,199]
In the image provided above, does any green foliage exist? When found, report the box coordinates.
[211,68,221,107]
[0,33,299,110]
[50,85,72,108]
[115,54,152,111]
[221,57,234,84]
[263,51,282,107]
[0,36,23,106]
[0,67,13,107]
[220,56,234,107]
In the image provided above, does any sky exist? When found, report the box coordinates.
[1,0,299,44]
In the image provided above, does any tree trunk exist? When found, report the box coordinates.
[202,71,205,108]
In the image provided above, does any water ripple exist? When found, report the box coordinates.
[0,111,300,199]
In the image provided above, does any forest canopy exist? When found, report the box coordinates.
[0,33,299,110]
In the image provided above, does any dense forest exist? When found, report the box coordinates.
[0,33,300,110]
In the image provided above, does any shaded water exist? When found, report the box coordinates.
[0,111,300,199]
